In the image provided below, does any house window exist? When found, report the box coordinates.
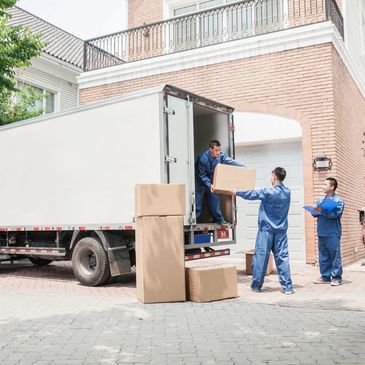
[174,4,197,16]
[17,81,55,114]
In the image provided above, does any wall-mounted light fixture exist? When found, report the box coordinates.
[313,153,332,171]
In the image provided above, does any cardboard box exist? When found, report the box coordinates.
[185,265,238,303]
[213,164,256,195]
[135,184,185,217]
[245,249,274,276]
[136,216,186,303]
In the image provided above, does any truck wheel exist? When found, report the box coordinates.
[28,257,53,267]
[72,237,110,286]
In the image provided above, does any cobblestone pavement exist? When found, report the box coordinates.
[0,255,365,365]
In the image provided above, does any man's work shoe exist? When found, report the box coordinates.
[281,289,295,295]
[330,279,342,286]
[313,277,331,284]
[250,286,261,293]
[218,220,228,225]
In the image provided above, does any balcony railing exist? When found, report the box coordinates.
[84,0,343,71]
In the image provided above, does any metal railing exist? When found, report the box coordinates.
[326,0,344,39]
[84,0,343,71]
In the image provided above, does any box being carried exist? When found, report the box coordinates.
[185,265,238,303]
[213,164,256,195]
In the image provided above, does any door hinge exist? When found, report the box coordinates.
[163,107,175,115]
[165,156,177,163]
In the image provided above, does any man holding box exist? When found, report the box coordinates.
[232,167,294,294]
[312,178,344,286]
[195,140,244,225]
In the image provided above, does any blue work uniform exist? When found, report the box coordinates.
[314,194,344,282]
[237,182,293,292]
[195,150,243,222]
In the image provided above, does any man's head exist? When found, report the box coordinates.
[209,140,222,158]
[271,167,286,186]
[323,177,337,196]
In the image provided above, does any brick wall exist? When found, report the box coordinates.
[128,0,163,28]
[79,42,365,264]
[332,46,365,264]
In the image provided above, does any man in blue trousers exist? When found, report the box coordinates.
[195,140,244,225]
[232,167,294,294]
[312,177,344,286]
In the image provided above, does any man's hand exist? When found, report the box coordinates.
[210,186,215,193]
[314,207,323,212]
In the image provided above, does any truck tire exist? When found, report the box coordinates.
[28,257,53,267]
[72,237,110,286]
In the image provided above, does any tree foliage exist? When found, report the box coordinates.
[0,0,45,125]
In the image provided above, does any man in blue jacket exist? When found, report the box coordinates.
[195,140,243,225]
[312,177,344,286]
[232,167,294,294]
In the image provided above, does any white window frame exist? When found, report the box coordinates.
[166,0,242,51]
[16,78,60,114]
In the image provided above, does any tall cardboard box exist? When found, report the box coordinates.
[136,216,186,303]
[135,184,185,217]
[245,249,274,276]
[213,164,256,195]
[186,265,238,303]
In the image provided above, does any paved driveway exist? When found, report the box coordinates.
[0,256,365,364]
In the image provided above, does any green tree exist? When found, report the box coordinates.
[0,0,45,125]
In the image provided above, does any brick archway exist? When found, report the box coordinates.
[232,101,316,263]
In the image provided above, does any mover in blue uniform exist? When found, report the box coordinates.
[195,140,243,224]
[232,167,294,294]
[312,177,344,286]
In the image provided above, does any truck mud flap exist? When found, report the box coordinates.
[94,231,132,277]
[107,246,131,277]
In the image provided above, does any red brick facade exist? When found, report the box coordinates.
[128,0,163,28]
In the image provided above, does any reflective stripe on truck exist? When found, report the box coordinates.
[0,224,135,232]
[185,248,230,261]
[0,247,66,256]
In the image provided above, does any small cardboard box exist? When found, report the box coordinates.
[135,184,185,217]
[213,164,256,195]
[185,265,238,303]
[136,216,186,304]
[245,249,274,276]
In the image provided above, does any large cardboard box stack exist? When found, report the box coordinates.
[213,164,256,195]
[245,249,274,276]
[135,184,186,304]
[185,265,238,303]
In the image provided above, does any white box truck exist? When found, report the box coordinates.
[0,85,238,286]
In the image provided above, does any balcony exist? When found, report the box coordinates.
[83,0,343,71]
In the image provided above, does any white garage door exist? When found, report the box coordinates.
[234,140,306,260]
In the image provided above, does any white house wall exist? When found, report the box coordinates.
[344,0,365,77]
[16,56,80,112]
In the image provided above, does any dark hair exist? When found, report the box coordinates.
[209,140,221,149]
[272,167,286,182]
[326,177,338,191]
